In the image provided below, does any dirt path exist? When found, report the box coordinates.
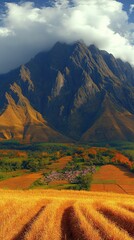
[91,165,134,194]
[0,172,42,189]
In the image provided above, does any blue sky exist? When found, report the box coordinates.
[119,0,134,22]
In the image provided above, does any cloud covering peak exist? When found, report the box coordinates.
[0,0,134,73]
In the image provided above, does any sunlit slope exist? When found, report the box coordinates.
[81,96,134,142]
[0,189,134,240]
[0,83,68,142]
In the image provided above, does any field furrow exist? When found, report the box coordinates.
[13,206,46,240]
[72,204,102,240]
[97,204,134,238]
[79,202,133,240]
[0,201,48,240]
[61,205,90,240]
[0,190,134,240]
[119,203,134,213]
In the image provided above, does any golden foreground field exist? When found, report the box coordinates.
[0,189,134,240]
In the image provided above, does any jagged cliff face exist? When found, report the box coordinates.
[0,42,134,142]
[0,82,69,142]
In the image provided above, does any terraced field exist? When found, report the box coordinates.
[0,189,134,240]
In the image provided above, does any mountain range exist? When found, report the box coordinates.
[0,41,134,142]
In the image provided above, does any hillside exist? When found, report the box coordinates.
[0,82,68,142]
[0,42,134,142]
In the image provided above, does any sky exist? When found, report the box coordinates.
[0,0,134,73]
[119,0,134,22]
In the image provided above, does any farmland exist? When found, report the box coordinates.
[0,143,134,191]
[0,142,134,239]
[0,172,42,189]
[0,189,134,240]
[91,165,134,194]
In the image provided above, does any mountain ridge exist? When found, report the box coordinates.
[0,41,134,142]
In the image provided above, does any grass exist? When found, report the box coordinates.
[92,179,116,184]
[0,170,26,181]
[95,166,101,171]
[0,189,134,240]
[30,178,78,190]
[123,150,134,159]
[29,177,51,189]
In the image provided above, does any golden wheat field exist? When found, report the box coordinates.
[0,189,134,240]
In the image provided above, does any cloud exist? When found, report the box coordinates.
[129,4,134,14]
[0,0,134,73]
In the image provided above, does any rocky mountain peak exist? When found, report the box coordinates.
[0,42,133,142]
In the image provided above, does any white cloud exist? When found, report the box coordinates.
[130,4,134,14]
[0,0,134,73]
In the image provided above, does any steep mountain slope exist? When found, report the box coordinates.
[0,41,134,142]
[0,82,68,142]
[81,95,134,142]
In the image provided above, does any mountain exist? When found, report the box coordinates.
[0,82,69,142]
[0,41,134,142]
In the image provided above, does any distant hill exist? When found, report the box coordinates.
[0,42,134,142]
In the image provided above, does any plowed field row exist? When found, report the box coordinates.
[0,190,134,240]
